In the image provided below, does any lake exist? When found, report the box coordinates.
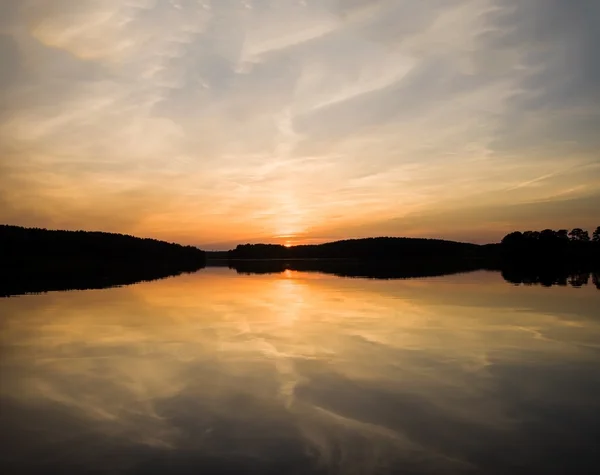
[1,268,599,474]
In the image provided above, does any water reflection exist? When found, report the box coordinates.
[1,269,599,474]
[501,268,600,289]
[226,259,600,290]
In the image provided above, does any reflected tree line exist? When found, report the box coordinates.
[228,258,486,280]
[502,269,600,289]
[2,224,598,296]
[224,228,600,289]
[0,225,206,297]
[226,260,600,289]
[499,226,600,289]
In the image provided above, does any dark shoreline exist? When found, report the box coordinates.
[0,225,206,297]
[213,258,600,289]
[2,225,599,296]
[0,260,206,298]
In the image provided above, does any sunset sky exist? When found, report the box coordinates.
[1,0,599,249]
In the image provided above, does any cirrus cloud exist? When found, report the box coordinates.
[0,0,598,246]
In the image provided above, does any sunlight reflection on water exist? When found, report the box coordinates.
[1,269,599,474]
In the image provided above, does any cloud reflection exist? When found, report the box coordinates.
[1,269,600,473]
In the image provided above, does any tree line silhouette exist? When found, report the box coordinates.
[502,227,600,246]
[222,228,600,289]
[496,226,600,289]
[0,225,206,297]
[499,227,600,263]
[2,223,598,296]
[227,229,600,262]
[228,237,484,261]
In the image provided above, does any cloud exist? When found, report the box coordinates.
[3,270,600,472]
[0,0,598,244]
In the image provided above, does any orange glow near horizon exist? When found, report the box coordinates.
[1,1,599,248]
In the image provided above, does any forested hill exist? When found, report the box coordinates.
[0,225,205,263]
[0,225,206,296]
[228,237,484,260]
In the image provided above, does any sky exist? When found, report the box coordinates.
[3,270,600,471]
[0,0,599,249]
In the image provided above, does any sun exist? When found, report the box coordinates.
[277,235,296,247]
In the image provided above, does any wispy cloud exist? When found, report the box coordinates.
[0,0,598,245]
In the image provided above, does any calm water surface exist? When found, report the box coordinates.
[1,269,599,474]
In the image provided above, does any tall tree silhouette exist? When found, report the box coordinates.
[593,226,600,242]
[556,229,569,241]
[569,228,590,241]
